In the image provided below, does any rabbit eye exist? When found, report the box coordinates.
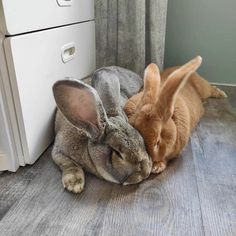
[100,121,106,129]
[156,140,160,147]
[114,150,123,160]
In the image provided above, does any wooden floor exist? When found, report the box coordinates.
[0,85,235,236]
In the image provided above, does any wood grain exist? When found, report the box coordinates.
[0,149,50,221]
[190,86,236,236]
[0,146,204,236]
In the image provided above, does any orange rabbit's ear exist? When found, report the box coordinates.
[141,63,161,105]
[157,56,202,121]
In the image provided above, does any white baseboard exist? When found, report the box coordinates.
[210,82,236,87]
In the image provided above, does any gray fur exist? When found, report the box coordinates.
[52,67,151,193]
[92,66,144,109]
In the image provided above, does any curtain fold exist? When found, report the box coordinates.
[95,0,168,76]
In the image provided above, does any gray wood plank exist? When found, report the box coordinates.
[191,90,236,236]
[0,148,51,220]
[0,144,203,236]
[219,86,236,109]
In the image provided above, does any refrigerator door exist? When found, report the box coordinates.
[3,21,95,165]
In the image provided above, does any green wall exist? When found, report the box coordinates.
[164,0,236,84]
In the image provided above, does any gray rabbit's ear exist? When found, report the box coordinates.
[92,69,126,119]
[53,79,107,138]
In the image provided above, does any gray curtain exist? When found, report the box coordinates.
[95,0,168,76]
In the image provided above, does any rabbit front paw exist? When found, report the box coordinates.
[62,167,85,193]
[152,161,166,174]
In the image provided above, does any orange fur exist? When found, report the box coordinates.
[124,56,227,174]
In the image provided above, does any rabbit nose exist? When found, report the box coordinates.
[123,159,152,185]
[122,173,144,185]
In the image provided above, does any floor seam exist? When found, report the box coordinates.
[190,135,206,236]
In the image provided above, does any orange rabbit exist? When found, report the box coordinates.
[124,56,227,174]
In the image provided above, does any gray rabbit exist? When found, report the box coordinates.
[52,67,152,193]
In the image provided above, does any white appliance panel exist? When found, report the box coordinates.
[3,21,95,164]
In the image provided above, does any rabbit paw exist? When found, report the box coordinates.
[62,168,85,193]
[152,161,166,174]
